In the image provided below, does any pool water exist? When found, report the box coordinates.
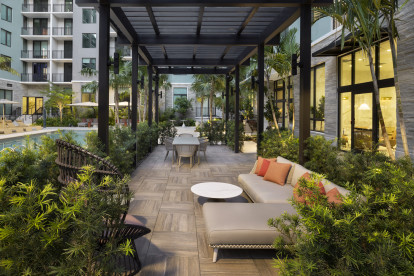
[0,129,95,151]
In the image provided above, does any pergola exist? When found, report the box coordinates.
[75,0,332,164]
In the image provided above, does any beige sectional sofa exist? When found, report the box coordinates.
[203,156,350,262]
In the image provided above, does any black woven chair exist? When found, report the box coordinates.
[55,139,151,275]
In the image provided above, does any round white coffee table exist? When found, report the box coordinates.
[191,182,243,201]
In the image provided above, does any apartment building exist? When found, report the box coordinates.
[0,0,120,122]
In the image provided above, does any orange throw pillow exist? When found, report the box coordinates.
[258,159,273,176]
[326,188,343,204]
[254,157,276,174]
[263,162,292,186]
[293,172,326,204]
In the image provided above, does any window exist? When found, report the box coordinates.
[82,33,96,48]
[0,89,13,116]
[82,58,96,70]
[22,97,43,115]
[273,77,293,129]
[1,29,11,47]
[310,64,325,132]
[1,4,12,22]
[0,55,11,69]
[82,9,96,24]
[338,40,396,154]
[173,87,187,105]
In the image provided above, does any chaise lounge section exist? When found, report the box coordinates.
[203,156,349,262]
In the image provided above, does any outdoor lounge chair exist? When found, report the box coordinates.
[55,139,151,274]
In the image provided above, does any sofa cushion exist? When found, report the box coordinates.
[203,202,297,245]
[326,187,343,204]
[254,157,276,174]
[290,164,312,188]
[263,162,292,186]
[293,172,326,204]
[258,159,272,176]
[276,156,296,186]
[238,174,294,203]
[323,182,350,197]
[250,161,258,174]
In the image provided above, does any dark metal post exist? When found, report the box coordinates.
[225,73,230,143]
[43,106,46,128]
[299,4,312,165]
[147,66,153,126]
[257,42,265,152]
[235,65,240,153]
[131,43,138,132]
[98,3,110,154]
[155,73,159,124]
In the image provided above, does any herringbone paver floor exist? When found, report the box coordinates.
[129,145,279,276]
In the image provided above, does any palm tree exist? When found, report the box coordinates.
[316,0,395,160]
[191,75,225,122]
[378,0,410,159]
[0,56,18,76]
[109,53,132,124]
[192,75,210,123]
[275,28,300,134]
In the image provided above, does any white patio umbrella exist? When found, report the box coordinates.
[109,101,130,107]
[0,99,19,129]
[67,101,98,107]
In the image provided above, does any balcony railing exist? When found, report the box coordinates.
[52,27,73,36]
[22,4,50,13]
[21,50,49,59]
[195,107,217,117]
[52,73,72,82]
[21,73,50,82]
[52,50,72,59]
[53,4,73,12]
[22,27,49,36]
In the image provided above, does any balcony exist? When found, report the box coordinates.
[52,50,72,59]
[21,50,50,60]
[52,73,72,83]
[21,73,49,83]
[21,27,50,40]
[53,4,73,13]
[52,27,73,36]
[22,4,50,18]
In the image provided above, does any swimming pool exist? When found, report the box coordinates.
[0,129,96,151]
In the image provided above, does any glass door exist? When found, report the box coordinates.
[33,41,48,58]
[340,92,352,151]
[33,18,48,35]
[64,19,72,35]
[354,93,373,151]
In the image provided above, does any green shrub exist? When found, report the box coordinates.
[159,107,176,122]
[174,97,192,119]
[226,120,244,152]
[159,121,177,144]
[0,168,134,275]
[185,118,196,126]
[85,127,135,175]
[136,122,159,161]
[258,129,299,162]
[269,168,414,275]
[35,114,79,127]
[197,120,225,145]
[257,131,414,275]
[0,130,77,188]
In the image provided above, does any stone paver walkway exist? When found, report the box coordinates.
[129,144,279,276]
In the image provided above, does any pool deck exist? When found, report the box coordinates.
[0,126,97,141]
[129,144,279,276]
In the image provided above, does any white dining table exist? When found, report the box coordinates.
[172,137,200,165]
